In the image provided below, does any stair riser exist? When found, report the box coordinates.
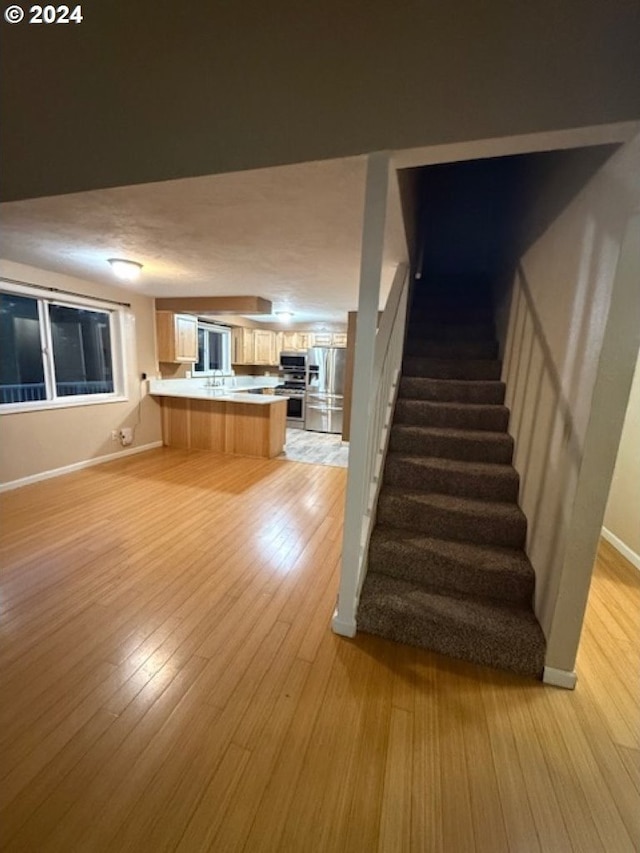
[357,602,544,676]
[389,428,513,464]
[377,496,527,548]
[395,401,509,432]
[384,457,519,502]
[368,542,534,604]
[399,378,506,405]
[404,340,499,359]
[403,357,502,381]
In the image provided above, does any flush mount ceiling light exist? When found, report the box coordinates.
[107,258,143,281]
[275,311,294,323]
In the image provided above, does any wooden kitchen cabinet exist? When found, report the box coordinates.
[278,331,298,352]
[156,312,198,363]
[277,331,311,355]
[253,329,277,365]
[159,396,287,458]
[310,332,332,347]
[232,328,254,365]
[295,332,311,351]
[232,328,277,365]
[308,332,347,348]
[236,326,346,364]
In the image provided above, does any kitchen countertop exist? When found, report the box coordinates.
[148,380,287,406]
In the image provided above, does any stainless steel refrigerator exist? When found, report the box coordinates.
[305,346,346,434]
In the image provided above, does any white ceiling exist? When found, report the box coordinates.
[0,156,407,325]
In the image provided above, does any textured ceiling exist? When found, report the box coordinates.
[0,157,407,324]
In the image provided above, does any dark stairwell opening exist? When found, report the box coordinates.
[357,144,620,677]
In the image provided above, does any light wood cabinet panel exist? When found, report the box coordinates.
[241,327,345,363]
[295,332,311,351]
[233,328,277,365]
[276,331,310,357]
[278,331,298,353]
[156,312,198,363]
[253,329,277,365]
[307,332,346,348]
[232,328,255,365]
[160,397,287,458]
[310,332,332,347]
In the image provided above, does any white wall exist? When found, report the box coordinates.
[501,137,640,673]
[0,260,162,486]
[604,352,640,567]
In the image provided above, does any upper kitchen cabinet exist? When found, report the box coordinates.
[253,329,277,365]
[232,327,254,365]
[310,331,332,347]
[278,331,311,353]
[233,326,347,364]
[232,328,278,365]
[308,331,347,348]
[156,312,198,363]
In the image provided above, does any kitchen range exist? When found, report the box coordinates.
[274,352,306,427]
[275,348,346,434]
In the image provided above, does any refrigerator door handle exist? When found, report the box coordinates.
[307,404,343,411]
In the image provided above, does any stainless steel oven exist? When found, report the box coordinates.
[277,352,307,427]
[274,382,305,427]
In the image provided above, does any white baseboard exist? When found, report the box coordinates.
[543,667,577,690]
[331,609,357,638]
[0,441,164,492]
[601,527,640,571]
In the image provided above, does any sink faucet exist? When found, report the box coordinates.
[207,369,224,388]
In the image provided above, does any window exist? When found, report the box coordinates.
[193,322,231,374]
[0,286,125,410]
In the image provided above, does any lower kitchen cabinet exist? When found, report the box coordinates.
[159,396,287,458]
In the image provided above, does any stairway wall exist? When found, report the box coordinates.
[498,135,640,672]
[604,351,640,565]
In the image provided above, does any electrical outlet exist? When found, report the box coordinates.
[111,430,119,441]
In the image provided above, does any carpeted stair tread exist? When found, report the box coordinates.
[368,526,535,604]
[403,356,502,381]
[395,399,509,431]
[398,377,506,405]
[389,424,514,464]
[357,278,544,678]
[357,572,545,676]
[404,339,499,360]
[377,488,527,548]
[384,454,519,501]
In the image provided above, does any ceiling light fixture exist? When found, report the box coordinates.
[275,311,294,323]
[107,258,143,281]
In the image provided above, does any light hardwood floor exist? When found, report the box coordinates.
[0,447,638,852]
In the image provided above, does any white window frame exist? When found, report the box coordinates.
[0,281,128,414]
[192,321,232,375]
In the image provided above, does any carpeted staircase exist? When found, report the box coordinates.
[357,279,546,677]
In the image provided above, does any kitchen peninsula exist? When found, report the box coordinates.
[149,379,288,459]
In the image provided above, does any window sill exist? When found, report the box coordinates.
[1,395,129,415]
